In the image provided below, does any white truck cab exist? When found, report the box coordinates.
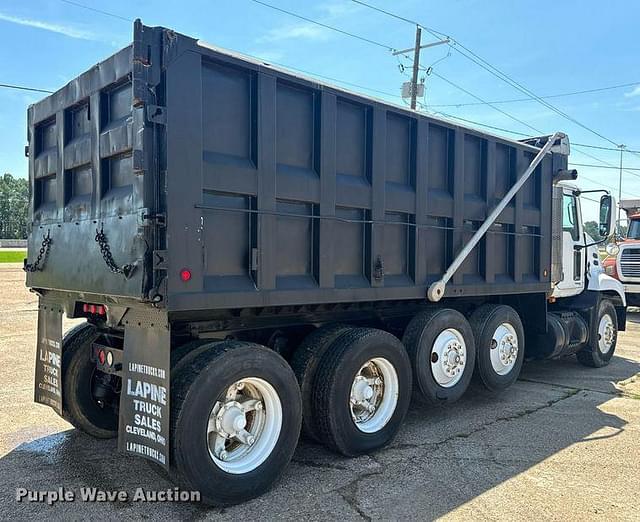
[552,181,625,304]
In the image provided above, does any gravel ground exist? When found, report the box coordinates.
[1,263,639,520]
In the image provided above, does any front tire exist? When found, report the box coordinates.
[170,341,301,506]
[469,304,524,391]
[61,323,119,438]
[577,300,618,368]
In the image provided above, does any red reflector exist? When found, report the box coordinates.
[98,349,106,365]
[83,303,89,313]
[96,305,105,315]
[180,269,192,282]
[89,304,97,314]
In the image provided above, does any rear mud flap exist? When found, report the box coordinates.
[118,311,171,470]
[34,301,63,415]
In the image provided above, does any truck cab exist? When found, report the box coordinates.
[553,182,623,301]
[603,200,640,306]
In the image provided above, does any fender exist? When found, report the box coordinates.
[587,271,627,306]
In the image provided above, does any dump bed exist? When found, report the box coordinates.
[25,23,164,302]
[26,21,564,312]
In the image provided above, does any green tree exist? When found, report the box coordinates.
[0,173,29,239]
[583,220,601,240]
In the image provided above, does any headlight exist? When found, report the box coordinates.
[604,265,615,275]
[605,243,620,256]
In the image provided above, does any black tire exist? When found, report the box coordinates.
[61,322,119,438]
[147,339,221,480]
[577,299,618,368]
[170,341,302,506]
[402,308,476,404]
[469,304,525,392]
[170,339,220,374]
[290,324,351,442]
[311,328,412,457]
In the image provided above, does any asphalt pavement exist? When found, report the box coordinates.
[1,263,638,520]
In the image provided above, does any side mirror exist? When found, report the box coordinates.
[599,194,616,238]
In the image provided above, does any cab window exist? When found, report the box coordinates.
[562,194,580,241]
[628,220,640,240]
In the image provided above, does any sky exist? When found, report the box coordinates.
[1,0,640,221]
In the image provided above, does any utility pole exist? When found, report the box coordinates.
[410,26,422,110]
[617,144,626,234]
[393,28,449,110]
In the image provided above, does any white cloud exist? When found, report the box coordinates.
[624,86,640,98]
[257,23,330,43]
[0,12,97,41]
[316,1,359,18]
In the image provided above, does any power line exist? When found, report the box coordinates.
[352,0,629,149]
[58,0,640,156]
[57,0,132,22]
[33,0,640,170]
[247,0,395,51]
[409,44,640,182]
[429,71,542,135]
[438,41,623,149]
[573,142,640,154]
[0,83,53,94]
[571,146,640,181]
[569,162,640,172]
[428,80,640,108]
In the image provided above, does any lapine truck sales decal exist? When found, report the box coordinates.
[34,306,63,415]
[118,327,171,469]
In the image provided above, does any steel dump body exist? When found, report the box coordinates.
[26,23,564,313]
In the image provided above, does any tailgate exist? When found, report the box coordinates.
[25,24,164,300]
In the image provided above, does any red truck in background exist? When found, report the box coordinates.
[603,199,640,306]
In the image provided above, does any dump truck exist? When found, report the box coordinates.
[602,199,640,306]
[25,21,626,506]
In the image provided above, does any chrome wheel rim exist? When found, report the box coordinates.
[349,357,399,433]
[207,377,282,474]
[598,314,615,354]
[490,322,519,376]
[431,328,466,388]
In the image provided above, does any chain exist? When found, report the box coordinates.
[95,225,133,278]
[23,231,52,272]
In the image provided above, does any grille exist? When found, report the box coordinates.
[620,247,640,278]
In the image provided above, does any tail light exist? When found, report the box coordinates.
[83,303,107,316]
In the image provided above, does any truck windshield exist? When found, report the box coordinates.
[628,220,640,239]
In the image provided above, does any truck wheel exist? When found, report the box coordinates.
[403,309,476,404]
[577,300,618,368]
[290,324,350,442]
[469,305,524,391]
[170,341,301,506]
[311,328,411,456]
[61,323,119,438]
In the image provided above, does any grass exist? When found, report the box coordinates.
[0,250,26,263]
